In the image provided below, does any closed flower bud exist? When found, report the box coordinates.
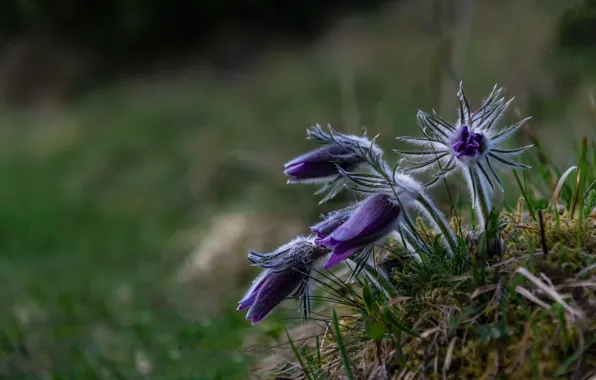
[284,144,361,184]
[238,236,328,324]
[316,193,401,269]
[285,124,384,204]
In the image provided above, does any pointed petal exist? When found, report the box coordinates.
[284,161,339,179]
[329,194,401,243]
[237,271,269,310]
[324,246,361,269]
[284,144,352,168]
[310,211,351,238]
[316,235,341,249]
[246,268,306,324]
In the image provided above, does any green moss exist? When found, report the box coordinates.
[302,203,596,379]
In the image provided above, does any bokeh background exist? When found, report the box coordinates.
[1,0,596,378]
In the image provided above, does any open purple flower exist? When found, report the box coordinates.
[316,193,401,269]
[396,83,533,227]
[397,84,532,181]
[452,126,486,159]
[238,236,328,324]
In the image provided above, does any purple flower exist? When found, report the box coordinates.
[396,83,532,184]
[396,83,533,227]
[316,193,401,269]
[284,144,360,183]
[237,273,267,311]
[310,205,356,239]
[452,126,486,159]
[238,237,328,324]
[285,124,385,204]
[239,265,308,324]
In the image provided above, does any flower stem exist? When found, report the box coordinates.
[469,167,491,229]
[415,194,458,256]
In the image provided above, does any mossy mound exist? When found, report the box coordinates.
[271,207,596,379]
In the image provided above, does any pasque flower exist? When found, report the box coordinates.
[238,236,328,324]
[285,124,383,203]
[333,143,459,256]
[396,83,533,226]
[284,144,361,183]
[316,193,402,269]
[310,204,357,239]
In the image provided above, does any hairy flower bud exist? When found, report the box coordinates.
[316,193,401,269]
[238,236,328,324]
[284,144,361,183]
[285,124,383,203]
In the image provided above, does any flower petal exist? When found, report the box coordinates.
[310,211,352,238]
[323,246,361,269]
[245,268,306,324]
[284,144,353,168]
[237,271,268,310]
[329,194,401,243]
[315,235,341,249]
[284,161,339,179]
[237,293,257,311]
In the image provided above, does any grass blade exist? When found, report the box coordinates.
[571,137,589,217]
[572,138,589,248]
[513,169,537,221]
[332,310,354,380]
[285,327,314,380]
[549,166,577,209]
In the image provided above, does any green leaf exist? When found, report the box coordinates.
[365,319,386,342]
[362,283,376,316]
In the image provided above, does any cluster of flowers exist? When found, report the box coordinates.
[238,83,532,324]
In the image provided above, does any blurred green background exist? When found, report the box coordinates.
[1,0,596,378]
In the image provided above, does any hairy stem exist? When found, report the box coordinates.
[469,167,491,229]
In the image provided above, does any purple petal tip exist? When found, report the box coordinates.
[315,235,335,248]
[249,315,263,325]
[323,255,343,269]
